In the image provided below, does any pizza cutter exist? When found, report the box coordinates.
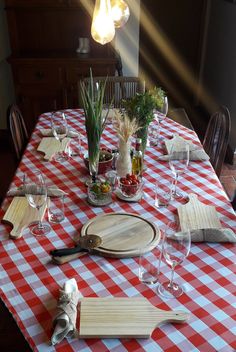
[50,234,102,265]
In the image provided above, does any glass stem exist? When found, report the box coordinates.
[60,139,63,153]
[37,207,43,229]
[172,173,178,197]
[169,264,176,289]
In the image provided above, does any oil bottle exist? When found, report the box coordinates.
[132,138,143,176]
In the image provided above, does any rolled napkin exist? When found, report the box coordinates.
[40,129,80,138]
[178,193,236,242]
[7,185,68,198]
[160,134,209,161]
[51,278,81,346]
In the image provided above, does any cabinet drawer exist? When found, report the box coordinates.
[67,64,116,83]
[16,66,64,85]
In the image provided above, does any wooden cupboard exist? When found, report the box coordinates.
[5,0,118,133]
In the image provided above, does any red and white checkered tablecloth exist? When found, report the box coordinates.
[0,109,235,352]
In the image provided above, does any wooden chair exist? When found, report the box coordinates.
[203,106,231,177]
[7,104,29,162]
[79,76,145,108]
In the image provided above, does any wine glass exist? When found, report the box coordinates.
[153,96,168,142]
[51,111,68,161]
[24,170,51,236]
[169,141,189,199]
[158,220,191,298]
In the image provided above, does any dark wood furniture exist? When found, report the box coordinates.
[5,0,118,134]
[203,106,231,177]
[168,108,194,131]
[0,130,17,205]
[80,76,145,107]
[7,104,29,162]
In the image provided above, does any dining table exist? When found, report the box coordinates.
[0,108,235,352]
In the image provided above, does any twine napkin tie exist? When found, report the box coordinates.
[51,278,81,345]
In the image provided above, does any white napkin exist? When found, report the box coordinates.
[40,129,80,138]
[189,228,236,242]
[7,186,67,198]
[51,278,81,346]
[160,134,209,161]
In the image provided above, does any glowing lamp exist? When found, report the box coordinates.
[111,0,130,28]
[91,0,115,45]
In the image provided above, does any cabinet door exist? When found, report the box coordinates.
[17,87,65,134]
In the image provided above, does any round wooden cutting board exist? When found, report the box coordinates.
[80,213,160,258]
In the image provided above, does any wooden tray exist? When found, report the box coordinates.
[178,193,221,231]
[37,137,70,161]
[2,197,47,239]
[80,213,160,258]
[79,297,189,338]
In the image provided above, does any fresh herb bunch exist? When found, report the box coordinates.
[149,86,166,111]
[122,87,165,128]
[80,69,108,164]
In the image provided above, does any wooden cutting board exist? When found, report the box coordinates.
[37,137,71,161]
[79,297,189,338]
[178,193,221,231]
[2,197,47,239]
[80,213,160,258]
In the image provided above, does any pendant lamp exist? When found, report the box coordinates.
[91,0,115,45]
[111,0,130,28]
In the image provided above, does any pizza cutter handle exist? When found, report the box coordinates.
[50,246,89,257]
[51,251,88,265]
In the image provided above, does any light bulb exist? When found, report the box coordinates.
[111,0,130,28]
[91,0,115,45]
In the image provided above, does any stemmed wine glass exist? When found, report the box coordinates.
[158,220,191,298]
[169,141,189,199]
[153,95,168,142]
[51,111,68,161]
[24,170,51,236]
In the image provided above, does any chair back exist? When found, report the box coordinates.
[203,106,231,177]
[7,104,29,162]
[79,76,145,108]
[231,191,236,211]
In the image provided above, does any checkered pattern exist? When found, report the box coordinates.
[0,109,235,352]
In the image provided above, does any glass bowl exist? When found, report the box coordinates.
[87,181,112,206]
[117,176,143,198]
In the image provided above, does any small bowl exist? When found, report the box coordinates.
[118,176,143,198]
[87,181,112,206]
[84,150,113,174]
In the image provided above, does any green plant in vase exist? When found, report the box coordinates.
[80,69,108,182]
[123,87,166,151]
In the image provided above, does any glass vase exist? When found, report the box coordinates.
[137,125,148,153]
[88,149,99,183]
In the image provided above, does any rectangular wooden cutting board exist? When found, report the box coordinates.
[79,297,189,338]
[2,197,47,239]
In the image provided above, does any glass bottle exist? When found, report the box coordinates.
[132,138,143,176]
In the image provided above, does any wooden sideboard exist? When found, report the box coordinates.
[5,0,118,133]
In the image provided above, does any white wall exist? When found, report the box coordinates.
[114,0,140,76]
[0,1,15,129]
